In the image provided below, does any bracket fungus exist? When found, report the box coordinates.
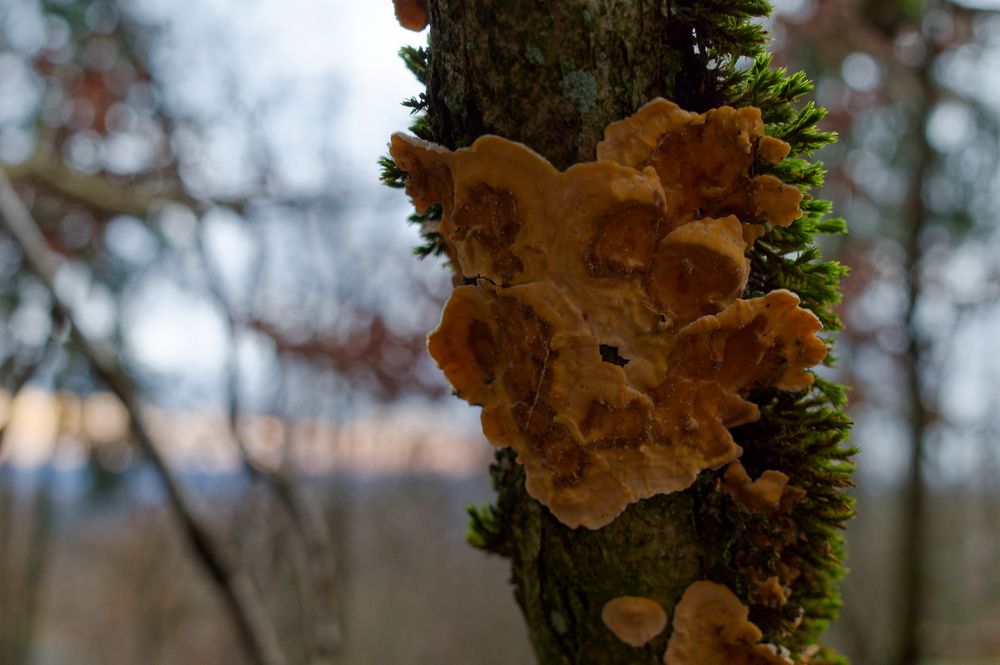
[663,581,795,665]
[393,0,428,31]
[390,98,827,529]
[722,460,807,513]
[601,596,668,647]
[597,99,803,236]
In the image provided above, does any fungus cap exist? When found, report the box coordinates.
[722,460,804,513]
[663,581,794,665]
[393,0,428,31]
[646,215,749,326]
[602,596,668,647]
[598,98,802,232]
[753,575,789,606]
[758,135,792,164]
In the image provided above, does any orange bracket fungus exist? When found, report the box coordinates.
[601,596,668,647]
[663,581,795,665]
[393,0,428,31]
[390,98,827,529]
[721,460,807,513]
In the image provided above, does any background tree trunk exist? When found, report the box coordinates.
[895,25,939,665]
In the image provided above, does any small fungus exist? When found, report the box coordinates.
[393,0,428,31]
[722,460,806,513]
[645,215,749,325]
[391,98,826,529]
[663,581,795,665]
[752,575,789,606]
[758,135,791,164]
[601,596,668,647]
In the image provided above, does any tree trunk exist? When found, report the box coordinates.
[894,35,938,665]
[418,2,850,663]
[425,3,739,663]
[427,1,724,170]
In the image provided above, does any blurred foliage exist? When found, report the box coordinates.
[3,0,1000,664]
[0,0,447,424]
[770,1,1000,663]
[1,1,450,664]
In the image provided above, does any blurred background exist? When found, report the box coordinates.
[0,0,999,663]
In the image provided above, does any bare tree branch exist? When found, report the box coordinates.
[196,224,340,662]
[2,150,225,218]
[2,147,342,221]
[0,167,287,665]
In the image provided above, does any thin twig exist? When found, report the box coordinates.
[196,223,340,661]
[0,322,62,453]
[0,167,287,665]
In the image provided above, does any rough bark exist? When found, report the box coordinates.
[490,450,716,663]
[427,2,736,663]
[427,0,724,169]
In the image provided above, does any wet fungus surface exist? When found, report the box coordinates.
[391,98,827,529]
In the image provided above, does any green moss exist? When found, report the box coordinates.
[466,503,506,554]
[724,52,854,653]
[697,381,855,652]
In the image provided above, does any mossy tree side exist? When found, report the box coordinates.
[383,1,854,663]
